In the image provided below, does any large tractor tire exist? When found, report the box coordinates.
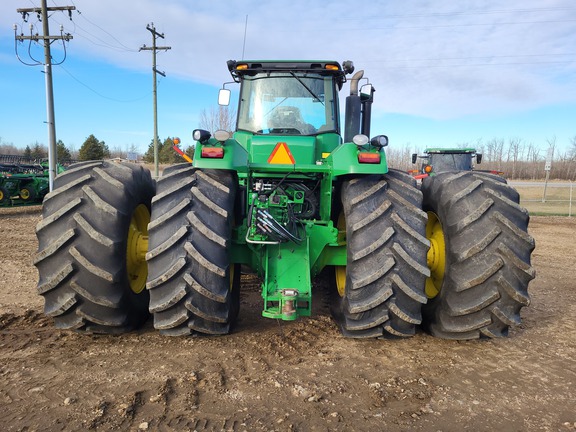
[421,171,535,339]
[333,169,430,338]
[146,164,240,336]
[0,186,9,205]
[34,161,155,333]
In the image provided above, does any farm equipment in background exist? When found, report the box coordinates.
[410,147,504,179]
[0,155,67,206]
[33,60,535,341]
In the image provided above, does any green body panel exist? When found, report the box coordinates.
[190,60,388,320]
[194,133,385,320]
[328,143,388,176]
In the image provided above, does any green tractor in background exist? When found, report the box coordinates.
[0,157,64,206]
[34,60,534,340]
[410,147,504,179]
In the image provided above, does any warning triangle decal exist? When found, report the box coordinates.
[268,142,296,165]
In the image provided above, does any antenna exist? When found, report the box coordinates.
[241,15,248,60]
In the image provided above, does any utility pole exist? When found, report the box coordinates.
[15,0,74,192]
[140,23,171,179]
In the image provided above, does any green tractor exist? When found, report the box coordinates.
[0,158,59,206]
[34,60,534,340]
[410,147,504,179]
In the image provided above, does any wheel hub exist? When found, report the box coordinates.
[425,211,446,299]
[127,204,150,294]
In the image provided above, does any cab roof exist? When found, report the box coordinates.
[424,148,477,154]
[226,60,352,88]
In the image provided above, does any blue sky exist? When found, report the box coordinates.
[1,0,575,156]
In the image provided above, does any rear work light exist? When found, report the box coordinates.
[358,152,381,164]
[201,147,224,159]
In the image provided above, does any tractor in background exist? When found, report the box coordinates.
[410,147,504,179]
[0,156,66,206]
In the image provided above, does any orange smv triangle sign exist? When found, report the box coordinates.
[268,142,295,165]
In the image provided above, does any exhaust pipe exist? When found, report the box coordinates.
[344,70,364,143]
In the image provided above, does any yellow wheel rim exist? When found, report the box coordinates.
[127,204,150,294]
[335,211,347,297]
[0,190,4,201]
[425,211,446,299]
[20,189,30,200]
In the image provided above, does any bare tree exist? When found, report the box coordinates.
[508,138,523,179]
[569,136,576,161]
[199,105,237,133]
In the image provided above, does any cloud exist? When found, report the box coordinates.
[2,0,575,120]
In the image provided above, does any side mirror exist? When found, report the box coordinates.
[359,83,374,102]
[476,153,483,164]
[412,153,418,164]
[218,89,231,106]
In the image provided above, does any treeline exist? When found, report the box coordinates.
[0,135,194,165]
[0,135,110,162]
[386,136,576,180]
[3,134,575,180]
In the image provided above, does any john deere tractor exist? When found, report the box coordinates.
[34,60,534,340]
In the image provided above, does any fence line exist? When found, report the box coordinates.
[510,181,574,217]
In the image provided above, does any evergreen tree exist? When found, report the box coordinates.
[23,145,32,158]
[30,142,47,159]
[79,135,110,161]
[159,137,180,164]
[186,145,195,161]
[143,136,162,163]
[56,140,72,162]
[144,137,181,164]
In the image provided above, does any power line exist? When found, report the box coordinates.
[14,0,75,191]
[56,63,155,103]
[72,8,138,52]
[340,6,576,21]
[366,60,575,70]
[358,53,576,69]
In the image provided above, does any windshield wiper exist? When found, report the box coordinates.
[289,72,324,105]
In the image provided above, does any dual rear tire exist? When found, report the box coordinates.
[333,170,430,338]
[145,164,240,336]
[34,161,155,333]
[420,172,535,339]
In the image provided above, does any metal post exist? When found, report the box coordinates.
[542,170,550,203]
[152,33,159,178]
[569,181,573,217]
[41,0,57,191]
[140,24,170,179]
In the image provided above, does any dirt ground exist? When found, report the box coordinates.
[0,206,575,432]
